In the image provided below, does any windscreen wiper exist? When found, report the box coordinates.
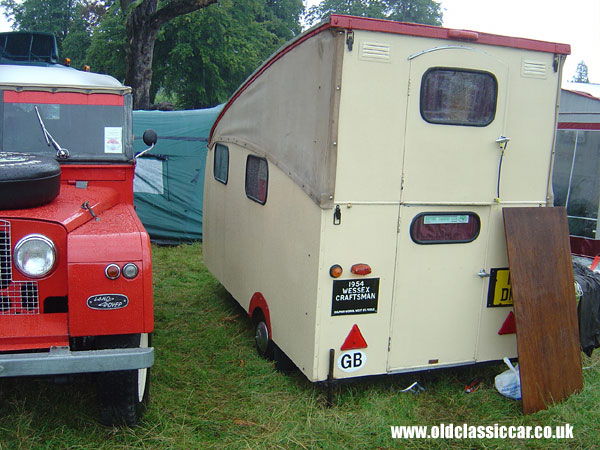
[34,105,69,159]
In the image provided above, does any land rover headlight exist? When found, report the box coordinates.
[14,234,57,278]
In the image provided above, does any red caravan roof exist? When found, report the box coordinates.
[329,14,571,55]
[210,15,571,143]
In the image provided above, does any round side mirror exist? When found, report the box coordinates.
[142,129,158,146]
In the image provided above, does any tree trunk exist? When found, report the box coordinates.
[124,0,159,110]
[122,0,218,110]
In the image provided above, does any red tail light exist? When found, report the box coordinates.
[351,263,371,275]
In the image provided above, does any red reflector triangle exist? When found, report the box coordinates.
[498,311,516,335]
[341,324,368,350]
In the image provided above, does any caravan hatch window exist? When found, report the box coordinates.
[410,212,481,244]
[214,143,229,184]
[245,155,268,204]
[420,68,497,126]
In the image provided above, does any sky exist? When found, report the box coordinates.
[440,0,600,84]
[1,0,598,84]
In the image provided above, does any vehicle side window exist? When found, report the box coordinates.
[245,155,268,204]
[420,68,497,126]
[410,212,480,244]
[214,143,229,184]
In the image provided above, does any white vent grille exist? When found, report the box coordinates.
[521,60,547,79]
[359,42,391,63]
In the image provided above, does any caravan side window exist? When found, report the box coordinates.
[245,155,268,204]
[214,143,229,184]
[410,212,480,244]
[420,68,497,126]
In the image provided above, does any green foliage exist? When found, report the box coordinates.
[1,0,304,109]
[85,3,127,80]
[61,13,92,69]
[1,0,112,63]
[305,0,442,27]
[0,0,75,44]
[152,0,304,109]
[0,243,598,449]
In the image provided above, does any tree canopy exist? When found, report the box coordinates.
[153,0,303,108]
[1,0,112,67]
[2,0,443,109]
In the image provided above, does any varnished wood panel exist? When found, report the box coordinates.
[503,207,582,414]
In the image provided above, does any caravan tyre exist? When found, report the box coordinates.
[0,152,61,210]
[253,311,274,359]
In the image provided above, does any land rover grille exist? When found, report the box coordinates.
[0,220,39,314]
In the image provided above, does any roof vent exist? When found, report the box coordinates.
[521,60,547,79]
[359,42,391,63]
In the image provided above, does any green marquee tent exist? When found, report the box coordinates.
[133,105,223,244]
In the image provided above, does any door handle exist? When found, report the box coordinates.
[496,135,510,149]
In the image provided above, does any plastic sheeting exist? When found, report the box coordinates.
[572,257,600,356]
[133,105,223,243]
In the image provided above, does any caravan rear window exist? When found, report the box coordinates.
[410,212,480,244]
[245,155,268,204]
[420,68,497,126]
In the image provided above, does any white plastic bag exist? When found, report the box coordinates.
[494,357,521,400]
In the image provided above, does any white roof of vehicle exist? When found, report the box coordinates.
[562,81,600,99]
[0,64,130,94]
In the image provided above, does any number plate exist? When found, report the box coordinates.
[331,278,379,316]
[486,268,513,307]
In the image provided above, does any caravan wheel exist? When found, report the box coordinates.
[253,311,274,359]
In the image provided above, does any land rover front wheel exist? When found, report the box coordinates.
[97,333,150,427]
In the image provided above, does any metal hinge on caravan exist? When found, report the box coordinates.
[334,205,342,225]
[346,31,354,51]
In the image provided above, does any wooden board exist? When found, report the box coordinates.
[503,207,582,414]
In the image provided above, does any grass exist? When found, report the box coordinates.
[0,242,598,449]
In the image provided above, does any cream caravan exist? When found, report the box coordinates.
[204,15,569,383]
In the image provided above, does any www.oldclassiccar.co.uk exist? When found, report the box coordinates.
[390,423,574,440]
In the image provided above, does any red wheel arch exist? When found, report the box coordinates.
[249,292,272,337]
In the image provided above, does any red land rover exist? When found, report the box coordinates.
[0,32,154,426]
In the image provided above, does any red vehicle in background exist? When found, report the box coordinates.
[0,32,154,426]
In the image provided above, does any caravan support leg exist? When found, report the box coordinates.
[326,348,336,407]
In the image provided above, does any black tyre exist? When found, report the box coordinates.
[97,333,150,427]
[253,311,274,359]
[0,152,60,210]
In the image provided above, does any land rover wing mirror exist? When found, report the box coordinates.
[136,129,158,158]
[143,129,158,146]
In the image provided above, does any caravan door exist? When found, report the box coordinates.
[388,46,509,370]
